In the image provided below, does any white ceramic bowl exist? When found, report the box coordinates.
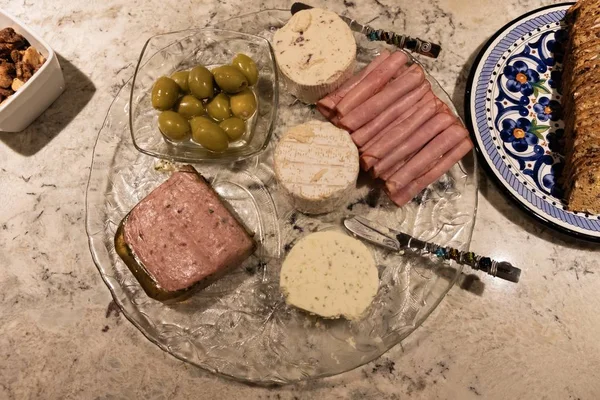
[0,9,65,132]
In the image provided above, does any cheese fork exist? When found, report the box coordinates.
[343,216,521,283]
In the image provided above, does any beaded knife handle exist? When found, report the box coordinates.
[291,2,442,58]
[344,217,521,283]
[395,232,521,283]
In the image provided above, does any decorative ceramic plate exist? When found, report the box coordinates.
[465,3,600,241]
[86,9,477,384]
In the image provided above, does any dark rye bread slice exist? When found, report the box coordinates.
[562,1,600,213]
[573,11,600,29]
[562,87,600,131]
[565,30,600,61]
[563,123,600,155]
[564,143,600,169]
[562,107,600,150]
[565,156,600,185]
[562,55,600,100]
[563,153,600,181]
[565,145,600,174]
[561,2,600,87]
[564,60,600,97]
[564,151,600,184]
[568,28,600,50]
[564,105,600,141]
[564,92,600,131]
[565,76,600,100]
[564,58,600,93]
[114,165,257,302]
[565,169,600,214]
[569,43,600,70]
[567,41,600,68]
[566,0,600,26]
[564,95,600,126]
[563,142,600,171]
[562,43,600,128]
[563,29,600,56]
[567,121,600,144]
[565,138,600,165]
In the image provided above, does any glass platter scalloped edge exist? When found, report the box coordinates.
[464,2,600,242]
[85,9,479,385]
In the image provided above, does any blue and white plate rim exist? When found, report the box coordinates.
[464,2,600,242]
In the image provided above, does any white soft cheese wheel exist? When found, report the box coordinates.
[280,231,379,320]
[274,120,359,214]
[272,8,356,104]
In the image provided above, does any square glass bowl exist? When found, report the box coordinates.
[129,29,278,163]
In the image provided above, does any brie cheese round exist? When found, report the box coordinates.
[274,120,359,215]
[273,8,356,104]
[280,231,379,320]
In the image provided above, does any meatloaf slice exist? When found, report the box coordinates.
[115,165,256,301]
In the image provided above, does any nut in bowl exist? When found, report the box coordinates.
[129,29,278,163]
[0,9,65,132]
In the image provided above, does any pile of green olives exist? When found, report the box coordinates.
[151,53,259,153]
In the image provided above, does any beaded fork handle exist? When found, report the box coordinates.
[396,232,521,283]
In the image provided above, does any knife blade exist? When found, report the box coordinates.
[344,216,522,283]
[290,2,441,58]
[343,217,400,252]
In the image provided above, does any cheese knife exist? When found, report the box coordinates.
[290,2,441,59]
[344,216,521,283]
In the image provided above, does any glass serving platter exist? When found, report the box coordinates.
[85,9,478,384]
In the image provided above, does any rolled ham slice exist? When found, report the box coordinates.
[339,65,426,132]
[351,82,431,147]
[372,112,457,178]
[380,92,436,135]
[335,51,409,117]
[393,63,410,79]
[361,91,435,152]
[360,94,439,170]
[360,154,376,170]
[316,103,336,120]
[362,98,442,169]
[331,114,341,128]
[317,50,391,117]
[386,138,474,206]
[386,124,469,192]
[380,151,416,180]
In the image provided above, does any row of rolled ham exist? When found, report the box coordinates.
[317,50,474,207]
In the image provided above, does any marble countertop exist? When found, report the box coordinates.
[1,0,599,398]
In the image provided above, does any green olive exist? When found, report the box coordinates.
[188,65,214,99]
[189,116,215,134]
[206,93,232,121]
[219,117,246,141]
[170,70,190,92]
[232,53,258,86]
[212,65,249,94]
[175,95,205,119]
[230,89,257,120]
[191,119,229,152]
[158,111,190,141]
[151,77,180,110]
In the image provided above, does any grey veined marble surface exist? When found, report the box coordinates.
[1,0,599,399]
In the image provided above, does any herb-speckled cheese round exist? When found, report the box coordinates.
[273,8,356,104]
[280,231,379,320]
[274,120,359,215]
